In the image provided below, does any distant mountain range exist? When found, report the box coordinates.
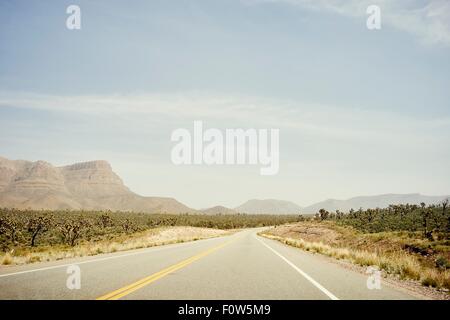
[200,206,237,215]
[234,199,302,214]
[0,156,448,215]
[0,156,193,214]
[228,194,449,214]
[300,194,450,214]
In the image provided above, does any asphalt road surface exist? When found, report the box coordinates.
[0,229,422,300]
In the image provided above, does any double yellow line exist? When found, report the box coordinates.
[97,239,233,300]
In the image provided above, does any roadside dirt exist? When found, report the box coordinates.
[263,222,449,300]
[0,226,235,267]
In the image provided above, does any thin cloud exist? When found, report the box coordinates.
[1,91,448,150]
[1,91,449,208]
[244,0,450,46]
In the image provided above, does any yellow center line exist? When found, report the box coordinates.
[96,239,234,300]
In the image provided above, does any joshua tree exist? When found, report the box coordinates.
[58,218,90,246]
[98,214,113,228]
[366,209,375,223]
[437,199,449,233]
[27,216,52,247]
[420,203,433,240]
[318,209,329,221]
[0,215,22,243]
[122,218,137,233]
[444,199,450,233]
[348,208,356,219]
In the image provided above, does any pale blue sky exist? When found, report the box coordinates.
[1,0,449,208]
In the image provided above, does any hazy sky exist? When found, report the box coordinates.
[1,0,449,209]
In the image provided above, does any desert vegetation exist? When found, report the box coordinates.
[262,200,449,292]
[0,208,300,265]
[320,200,449,236]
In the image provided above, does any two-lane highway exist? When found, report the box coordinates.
[0,229,422,300]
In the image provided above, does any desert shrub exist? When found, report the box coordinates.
[435,256,450,270]
[0,208,301,251]
[328,200,449,238]
[422,276,438,288]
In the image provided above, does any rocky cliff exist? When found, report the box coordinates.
[0,156,194,213]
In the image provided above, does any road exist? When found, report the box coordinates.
[0,229,422,300]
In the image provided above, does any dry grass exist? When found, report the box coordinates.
[260,222,450,291]
[0,226,233,266]
[1,252,13,265]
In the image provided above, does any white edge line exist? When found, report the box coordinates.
[0,235,225,278]
[256,234,339,300]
